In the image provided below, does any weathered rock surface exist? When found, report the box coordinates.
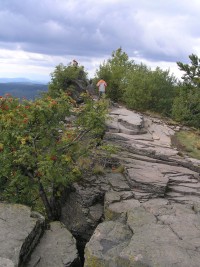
[61,178,108,242]
[0,203,45,267]
[85,200,200,267]
[84,221,133,267]
[107,108,146,134]
[83,107,200,267]
[27,221,80,267]
[5,106,196,266]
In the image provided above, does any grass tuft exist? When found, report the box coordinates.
[171,130,200,160]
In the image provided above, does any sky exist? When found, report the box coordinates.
[0,0,200,82]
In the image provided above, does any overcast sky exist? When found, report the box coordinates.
[0,0,200,82]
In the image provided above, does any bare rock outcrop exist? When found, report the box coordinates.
[0,203,45,267]
[83,107,200,267]
[4,106,199,266]
[27,221,80,267]
[0,203,80,267]
[85,200,200,267]
[61,179,107,242]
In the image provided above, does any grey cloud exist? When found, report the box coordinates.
[0,0,200,65]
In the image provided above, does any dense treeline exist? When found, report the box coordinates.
[95,48,200,129]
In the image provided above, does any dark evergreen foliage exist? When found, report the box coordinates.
[172,54,200,128]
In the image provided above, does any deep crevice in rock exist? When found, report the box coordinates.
[75,236,87,267]
[72,214,105,266]
[61,185,106,266]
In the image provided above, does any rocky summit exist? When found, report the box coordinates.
[83,107,200,267]
[1,106,200,267]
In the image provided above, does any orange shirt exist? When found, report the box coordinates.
[96,80,107,92]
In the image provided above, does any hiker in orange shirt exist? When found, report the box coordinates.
[96,78,107,98]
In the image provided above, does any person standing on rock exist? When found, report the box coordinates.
[96,78,107,99]
[72,59,78,67]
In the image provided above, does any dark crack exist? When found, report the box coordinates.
[168,224,183,240]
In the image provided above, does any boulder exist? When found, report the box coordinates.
[84,221,133,267]
[27,221,80,267]
[61,179,106,242]
[0,203,45,266]
[61,173,132,241]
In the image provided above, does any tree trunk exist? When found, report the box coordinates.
[38,181,54,220]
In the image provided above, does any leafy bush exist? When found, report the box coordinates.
[0,93,108,220]
[123,64,152,110]
[48,63,88,98]
[172,54,200,128]
[123,65,177,115]
[95,48,134,102]
[172,130,200,159]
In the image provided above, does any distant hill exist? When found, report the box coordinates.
[0,82,48,99]
[0,78,48,84]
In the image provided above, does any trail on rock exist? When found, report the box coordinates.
[84,106,200,267]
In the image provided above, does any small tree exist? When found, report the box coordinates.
[172,54,200,128]
[177,54,200,87]
[148,67,177,115]
[48,63,88,98]
[95,48,134,102]
[123,63,152,110]
[0,93,108,220]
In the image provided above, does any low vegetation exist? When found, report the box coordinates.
[172,130,200,160]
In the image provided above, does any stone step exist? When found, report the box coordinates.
[107,117,144,135]
[118,122,141,135]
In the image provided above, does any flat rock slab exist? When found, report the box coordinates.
[110,108,144,130]
[108,107,200,173]
[129,140,178,157]
[0,203,45,267]
[105,198,141,221]
[144,117,174,147]
[27,221,80,267]
[116,132,153,141]
[84,221,133,267]
[126,162,169,196]
[106,173,130,191]
[85,203,200,267]
[0,257,14,267]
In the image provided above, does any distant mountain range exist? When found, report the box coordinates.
[0,78,49,99]
[0,77,49,84]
